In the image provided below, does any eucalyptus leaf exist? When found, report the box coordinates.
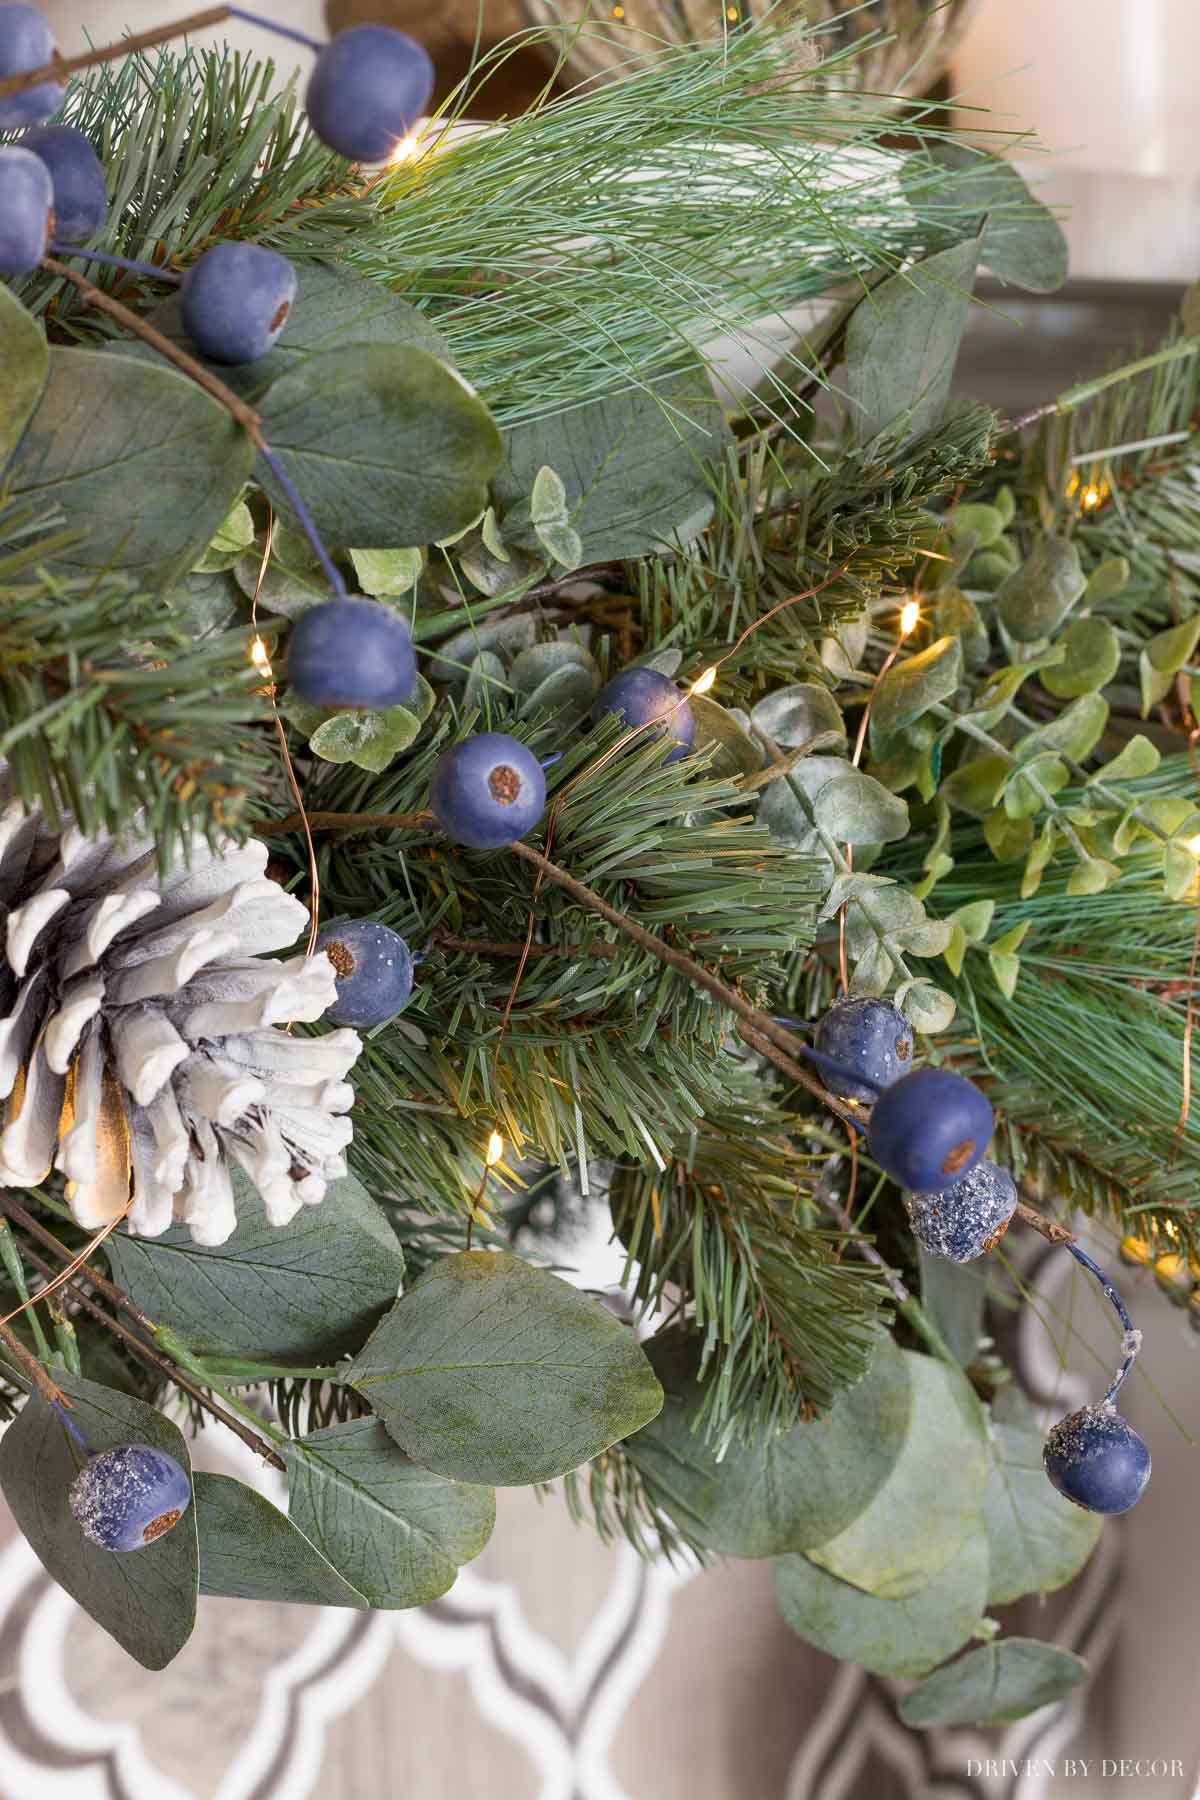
[996,538,1086,643]
[349,546,423,596]
[463,650,509,712]
[195,1473,367,1607]
[689,694,762,778]
[1163,840,1196,900]
[1140,651,1175,716]
[983,1417,1101,1606]
[1066,856,1120,897]
[919,1249,985,1366]
[0,1375,197,1670]
[750,683,847,747]
[870,637,963,742]
[905,144,1067,293]
[804,1353,988,1600]
[195,499,255,573]
[1146,616,1200,674]
[943,754,1009,818]
[234,549,327,619]
[509,641,596,697]
[521,661,599,720]
[5,348,254,589]
[258,345,502,548]
[0,283,48,467]
[1018,693,1109,765]
[626,1330,911,1558]
[1041,616,1121,699]
[1083,554,1131,604]
[165,569,242,638]
[1092,735,1161,784]
[348,1251,663,1485]
[898,1638,1088,1729]
[896,978,957,1034]
[933,589,990,669]
[106,1170,404,1362]
[309,704,424,771]
[285,1418,495,1608]
[812,772,909,845]
[845,236,981,445]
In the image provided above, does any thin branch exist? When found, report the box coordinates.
[0,1318,68,1413]
[0,8,233,101]
[264,809,434,837]
[1015,1200,1075,1249]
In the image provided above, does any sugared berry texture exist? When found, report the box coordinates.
[181,242,298,365]
[69,1444,192,1552]
[288,598,416,711]
[867,1066,992,1192]
[1043,1406,1151,1514]
[0,144,53,275]
[592,666,694,762]
[20,124,107,241]
[430,733,547,850]
[318,919,414,1028]
[814,997,912,1103]
[907,1158,1017,1262]
[305,26,434,163]
[0,4,63,129]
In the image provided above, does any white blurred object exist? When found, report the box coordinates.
[38,0,325,65]
[952,0,1200,284]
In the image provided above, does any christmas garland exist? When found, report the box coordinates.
[0,0,1190,1729]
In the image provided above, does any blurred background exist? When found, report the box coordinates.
[7,4,1198,1797]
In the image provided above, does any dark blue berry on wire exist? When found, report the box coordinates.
[305,26,434,163]
[317,920,414,1028]
[813,997,912,1104]
[20,124,106,241]
[0,4,64,129]
[592,666,694,762]
[1041,1241,1150,1514]
[287,598,416,711]
[180,242,298,365]
[866,1066,992,1192]
[907,1158,1017,1262]
[69,1444,192,1552]
[0,144,53,275]
[430,733,547,850]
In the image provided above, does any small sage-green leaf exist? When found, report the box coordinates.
[750,683,846,747]
[462,651,509,713]
[943,754,1010,818]
[984,809,1033,863]
[1041,616,1121,699]
[1164,840,1196,900]
[509,641,596,696]
[1140,651,1175,716]
[905,145,1067,293]
[896,977,957,1034]
[991,921,1032,958]
[1092,735,1161,784]
[1146,616,1200,674]
[871,636,963,741]
[535,519,585,568]
[520,660,599,720]
[309,704,423,771]
[950,502,1004,547]
[989,950,1021,998]
[898,1639,1088,1729]
[943,920,968,976]
[934,588,990,669]
[234,550,326,619]
[845,236,981,445]
[195,498,255,572]
[1004,756,1069,820]
[690,694,762,778]
[349,546,423,596]
[1066,856,1120,897]
[950,899,995,942]
[1018,692,1109,765]
[996,538,1085,642]
[813,771,909,844]
[349,1251,663,1485]
[848,939,894,996]
[1083,554,1130,604]
[919,1249,985,1366]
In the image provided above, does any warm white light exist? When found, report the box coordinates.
[1081,485,1103,511]
[690,666,718,697]
[249,636,272,677]
[387,131,422,166]
[1186,835,1200,857]
[899,601,920,638]
[486,1131,505,1167]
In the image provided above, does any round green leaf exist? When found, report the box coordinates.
[983,1412,1101,1606]
[750,683,847,748]
[309,703,424,771]
[997,538,1085,643]
[1041,616,1121,698]
[813,771,910,844]
[626,1330,912,1557]
[349,1251,664,1485]
[898,1638,1088,1728]
[689,693,762,778]
[871,636,963,742]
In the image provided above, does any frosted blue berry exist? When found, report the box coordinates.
[318,919,414,1028]
[69,1443,191,1552]
[867,1066,992,1192]
[305,26,434,164]
[288,598,416,711]
[0,145,53,275]
[180,242,298,365]
[907,1158,1017,1262]
[814,997,912,1103]
[1042,1406,1151,1515]
[592,667,694,762]
[0,5,63,129]
[20,125,106,241]
[430,733,546,850]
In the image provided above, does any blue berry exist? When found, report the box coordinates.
[866,1066,992,1192]
[288,598,416,711]
[0,5,63,129]
[430,733,547,850]
[592,667,694,762]
[305,26,434,164]
[20,125,107,241]
[1043,1406,1151,1514]
[181,242,298,365]
[69,1444,191,1552]
[814,997,912,1103]
[318,919,414,1028]
[907,1158,1017,1262]
[0,145,52,275]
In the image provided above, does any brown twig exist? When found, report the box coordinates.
[1014,1200,1076,1249]
[264,809,434,837]
[0,1318,68,1413]
[0,8,232,100]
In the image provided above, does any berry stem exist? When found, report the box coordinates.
[227,7,324,52]
[50,1397,90,1455]
[0,1317,69,1415]
[255,444,348,599]
[1066,1241,1141,1405]
[0,7,235,101]
[47,243,182,284]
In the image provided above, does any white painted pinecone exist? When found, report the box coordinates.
[0,795,361,1246]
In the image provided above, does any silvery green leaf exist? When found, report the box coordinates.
[1091,735,1160,784]
[905,144,1067,293]
[428,614,537,687]
[870,636,963,741]
[690,694,761,778]
[460,534,536,597]
[821,616,868,676]
[509,640,596,697]
[848,940,894,996]
[642,648,684,677]
[1140,651,1175,716]
[1041,616,1121,699]
[234,550,326,619]
[818,871,899,924]
[535,519,585,569]
[949,899,995,943]
[166,570,242,639]
[0,283,48,467]
[812,772,909,844]
[195,499,255,573]
[195,1474,367,1608]
[983,1414,1101,1607]
[919,1247,985,1366]
[757,756,852,851]
[896,977,957,1033]
[751,683,847,748]
[934,588,991,669]
[1003,755,1069,820]
[1146,615,1200,674]
[1018,692,1109,765]
[531,464,569,527]
[463,651,509,713]
[845,236,981,445]
[349,546,423,596]
[310,704,424,771]
[1066,857,1121,897]
[1163,840,1196,900]
[898,1639,1087,1729]
[943,754,1009,818]
[899,918,953,958]
[521,661,599,720]
[478,506,508,560]
[996,538,1086,643]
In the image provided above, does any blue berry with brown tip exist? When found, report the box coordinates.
[288,598,416,711]
[592,666,694,762]
[0,144,53,275]
[814,997,912,1103]
[867,1066,992,1192]
[430,733,546,850]
[69,1444,191,1552]
[0,4,64,129]
[908,1158,1017,1262]
[1043,1406,1151,1514]
[318,919,414,1028]
[305,26,434,163]
[20,124,106,241]
[181,242,298,365]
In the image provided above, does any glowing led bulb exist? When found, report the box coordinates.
[486,1131,504,1167]
[899,601,920,637]
[690,666,718,697]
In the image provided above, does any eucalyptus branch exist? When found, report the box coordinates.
[1005,339,1200,436]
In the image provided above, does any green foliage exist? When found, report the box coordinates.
[898,1639,1088,1729]
[195,1472,367,1607]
